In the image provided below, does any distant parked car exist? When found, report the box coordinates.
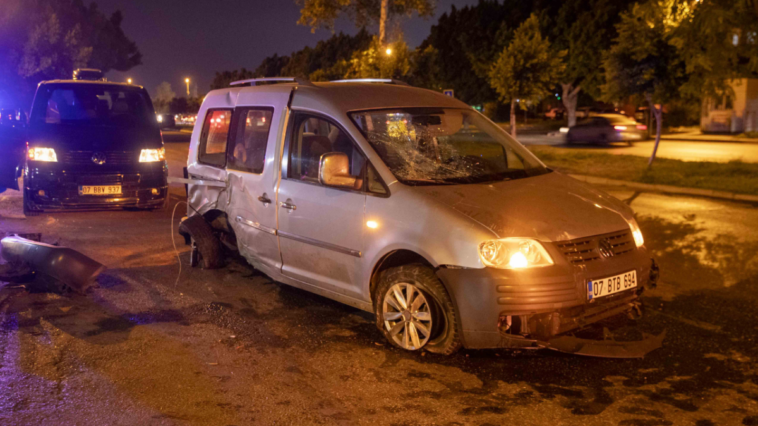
[566,114,648,145]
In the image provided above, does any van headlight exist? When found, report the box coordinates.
[28,147,58,162]
[627,217,645,248]
[478,238,554,269]
[139,148,165,162]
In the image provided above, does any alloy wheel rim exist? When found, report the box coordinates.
[382,283,433,350]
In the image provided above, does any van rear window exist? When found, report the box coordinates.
[198,109,232,167]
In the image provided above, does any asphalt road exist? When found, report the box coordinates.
[1,141,757,425]
[518,134,758,163]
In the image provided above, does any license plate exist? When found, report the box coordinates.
[79,185,122,196]
[587,270,637,301]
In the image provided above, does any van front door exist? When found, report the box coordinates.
[276,113,367,299]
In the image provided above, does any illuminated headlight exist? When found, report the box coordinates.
[157,115,164,123]
[478,238,554,269]
[28,147,58,162]
[139,148,165,162]
[627,217,645,248]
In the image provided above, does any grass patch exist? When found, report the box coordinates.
[528,146,758,196]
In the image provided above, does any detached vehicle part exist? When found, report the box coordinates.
[178,215,223,269]
[0,235,105,293]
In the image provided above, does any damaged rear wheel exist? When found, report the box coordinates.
[374,264,461,355]
[178,215,222,269]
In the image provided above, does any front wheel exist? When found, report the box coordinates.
[374,264,462,355]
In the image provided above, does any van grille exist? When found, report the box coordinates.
[556,230,635,265]
[61,151,139,166]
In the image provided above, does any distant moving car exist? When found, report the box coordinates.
[0,69,168,215]
[566,114,648,145]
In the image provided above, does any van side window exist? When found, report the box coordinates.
[287,114,365,189]
[228,107,273,174]
[198,109,232,167]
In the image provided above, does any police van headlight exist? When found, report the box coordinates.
[139,148,165,162]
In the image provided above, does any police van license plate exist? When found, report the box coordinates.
[79,185,122,196]
[587,270,637,300]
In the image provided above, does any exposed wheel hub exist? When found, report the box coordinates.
[382,282,433,350]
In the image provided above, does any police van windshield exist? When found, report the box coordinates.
[31,84,155,128]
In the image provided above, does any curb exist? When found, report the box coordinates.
[661,136,758,145]
[568,174,758,203]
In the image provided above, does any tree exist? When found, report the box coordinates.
[17,14,93,81]
[295,0,435,44]
[212,30,372,87]
[489,14,565,138]
[672,0,758,102]
[422,0,535,106]
[602,0,687,166]
[210,68,256,90]
[0,0,141,107]
[153,82,176,113]
[345,37,411,79]
[546,0,638,127]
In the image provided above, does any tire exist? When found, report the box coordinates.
[23,189,40,217]
[373,264,462,355]
[178,215,223,269]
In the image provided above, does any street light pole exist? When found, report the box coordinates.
[185,78,190,97]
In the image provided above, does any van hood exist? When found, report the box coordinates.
[410,172,633,242]
[27,124,162,151]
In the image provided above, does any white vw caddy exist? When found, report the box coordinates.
[180,78,661,357]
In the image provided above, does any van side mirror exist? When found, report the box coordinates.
[319,152,361,189]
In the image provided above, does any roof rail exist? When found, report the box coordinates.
[330,78,410,86]
[229,77,315,87]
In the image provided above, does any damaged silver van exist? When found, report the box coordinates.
[180,78,661,357]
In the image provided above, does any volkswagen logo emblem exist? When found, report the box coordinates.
[91,152,106,165]
[598,238,615,258]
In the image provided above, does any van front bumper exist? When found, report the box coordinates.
[436,246,657,350]
[24,161,168,210]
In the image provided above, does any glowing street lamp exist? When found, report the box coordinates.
[127,78,133,85]
[185,78,190,96]
[385,48,393,56]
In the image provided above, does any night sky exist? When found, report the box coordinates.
[96,0,480,98]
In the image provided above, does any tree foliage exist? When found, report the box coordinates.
[0,0,141,106]
[344,37,411,79]
[296,0,435,41]
[602,1,686,104]
[489,14,564,136]
[602,0,688,166]
[423,0,535,106]
[672,0,758,100]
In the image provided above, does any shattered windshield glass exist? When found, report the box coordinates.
[350,108,549,185]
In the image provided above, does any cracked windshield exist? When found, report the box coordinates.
[351,108,548,185]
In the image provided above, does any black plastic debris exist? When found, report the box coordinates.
[0,235,105,294]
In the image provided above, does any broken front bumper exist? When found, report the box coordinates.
[436,246,661,356]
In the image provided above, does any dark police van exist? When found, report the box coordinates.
[0,69,168,216]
